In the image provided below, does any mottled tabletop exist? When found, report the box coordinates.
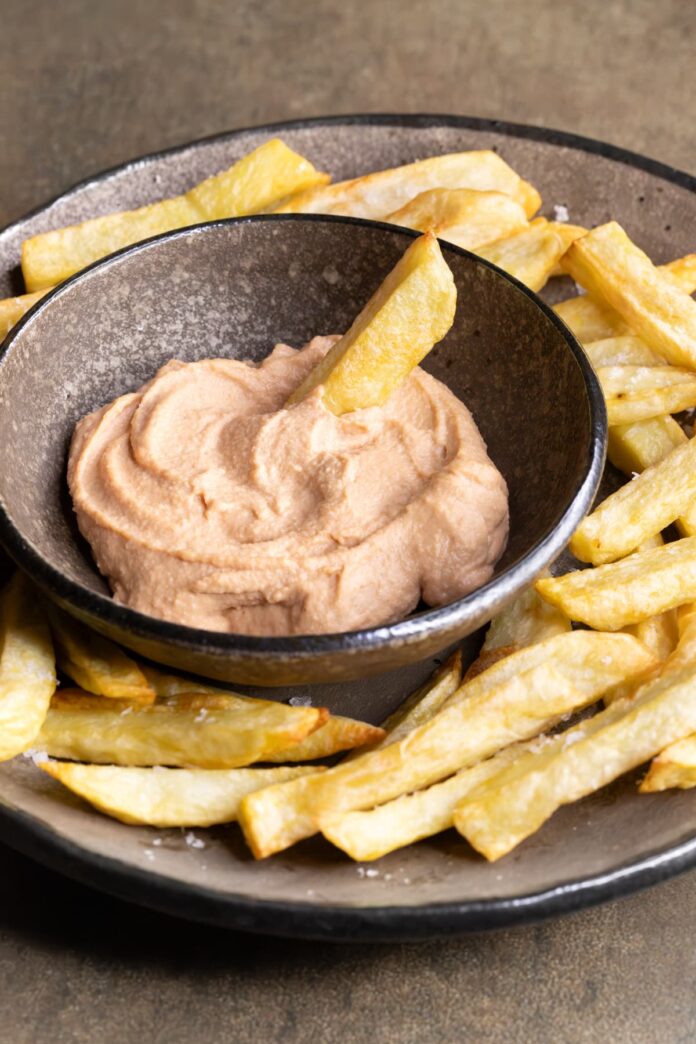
[1,1,695,1041]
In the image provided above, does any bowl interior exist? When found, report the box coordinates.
[0,216,598,656]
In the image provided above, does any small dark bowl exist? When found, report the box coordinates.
[0,216,605,686]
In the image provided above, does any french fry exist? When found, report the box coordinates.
[554,253,696,342]
[554,294,631,343]
[622,536,679,663]
[141,664,383,761]
[347,650,463,759]
[537,537,696,630]
[35,689,327,768]
[286,231,456,413]
[597,365,696,425]
[453,663,696,860]
[321,739,532,861]
[569,435,696,564]
[273,150,541,220]
[41,761,323,827]
[0,289,49,339]
[265,716,385,762]
[481,581,571,653]
[640,736,696,792]
[563,223,696,369]
[584,336,665,369]
[463,581,570,681]
[476,219,584,292]
[0,573,56,761]
[606,419,696,538]
[21,139,330,290]
[384,188,528,250]
[238,632,656,857]
[47,606,155,704]
[607,415,687,478]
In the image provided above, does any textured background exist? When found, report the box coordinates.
[1,0,695,1040]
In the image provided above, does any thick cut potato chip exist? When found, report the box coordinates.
[597,365,696,425]
[640,736,696,791]
[265,716,384,762]
[0,289,49,338]
[563,223,696,369]
[42,761,322,826]
[385,188,528,250]
[607,415,686,476]
[454,664,696,860]
[36,689,327,768]
[21,139,329,290]
[286,232,456,413]
[585,336,665,369]
[0,573,56,761]
[47,606,155,703]
[570,435,696,564]
[537,538,696,630]
[476,219,583,292]
[273,150,541,220]
[238,632,656,857]
[554,253,696,342]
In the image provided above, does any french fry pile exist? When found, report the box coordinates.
[2,137,696,864]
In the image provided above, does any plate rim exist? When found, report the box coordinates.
[2,796,696,942]
[1,112,694,939]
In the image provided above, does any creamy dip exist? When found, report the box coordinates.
[68,336,509,636]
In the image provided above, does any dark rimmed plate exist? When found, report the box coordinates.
[0,114,695,941]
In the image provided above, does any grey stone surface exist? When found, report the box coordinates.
[0,0,695,1041]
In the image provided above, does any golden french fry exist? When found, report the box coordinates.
[21,139,329,290]
[340,654,462,765]
[563,223,696,369]
[41,760,323,826]
[36,689,327,768]
[585,336,665,368]
[607,415,686,476]
[622,536,679,663]
[624,606,679,662]
[554,295,631,343]
[265,716,384,762]
[537,537,696,630]
[286,231,456,413]
[238,632,656,857]
[0,573,56,761]
[476,219,577,292]
[0,289,50,338]
[597,365,696,425]
[342,652,464,764]
[554,253,696,342]
[462,580,570,682]
[47,606,155,703]
[385,188,528,250]
[320,740,531,861]
[482,582,571,653]
[273,150,541,220]
[640,736,696,791]
[454,664,696,860]
[570,435,696,564]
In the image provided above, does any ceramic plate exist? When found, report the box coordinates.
[0,115,695,941]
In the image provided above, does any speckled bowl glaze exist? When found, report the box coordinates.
[0,214,604,689]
